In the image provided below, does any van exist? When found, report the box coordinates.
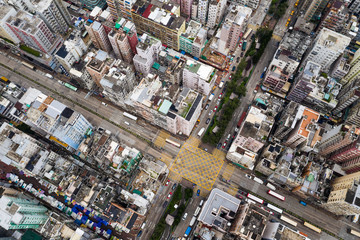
[141,222,146,229]
[182,213,188,220]
[194,207,201,217]
[199,200,204,207]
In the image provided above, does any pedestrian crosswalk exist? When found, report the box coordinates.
[153,130,170,148]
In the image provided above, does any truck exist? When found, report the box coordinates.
[189,217,196,227]
[198,127,205,137]
[208,93,215,101]
[45,73,54,79]
[0,76,9,83]
[184,226,192,237]
[253,177,264,184]
[219,81,224,88]
[242,40,247,51]
[194,207,201,216]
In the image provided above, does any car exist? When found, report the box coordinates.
[235,194,243,199]
[217,143,222,149]
[137,230,143,237]
[206,118,211,124]
[163,201,168,208]
[209,111,212,116]
[165,179,170,186]
[287,17,291,22]
[245,174,252,179]
[204,148,208,152]
[229,75,232,79]
[236,57,240,62]
[218,93,223,99]
[172,183,177,190]
[101,102,108,106]
[213,106,218,112]
[235,127,239,132]
[291,10,294,15]
[238,190,247,195]
[222,142,227,148]
[182,213,188,220]
[232,66,236,71]
[241,52,244,57]
[167,192,172,199]
[196,189,200,196]
[205,104,209,110]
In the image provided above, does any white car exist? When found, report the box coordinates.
[245,174,252,179]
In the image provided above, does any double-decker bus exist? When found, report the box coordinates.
[303,222,321,233]
[165,139,181,148]
[267,190,285,201]
[280,215,297,227]
[264,203,283,214]
[247,193,263,204]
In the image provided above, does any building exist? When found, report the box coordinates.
[0,187,49,230]
[179,20,207,57]
[126,74,203,135]
[108,18,138,63]
[349,0,360,15]
[183,58,216,95]
[131,0,186,51]
[317,1,349,34]
[323,171,360,215]
[86,50,115,85]
[303,28,351,72]
[99,59,135,107]
[6,10,63,55]
[332,76,360,115]
[287,61,321,103]
[85,20,112,53]
[174,0,193,17]
[206,0,227,29]
[11,87,93,152]
[79,0,107,10]
[133,33,162,75]
[346,101,360,127]
[191,0,198,20]
[198,188,240,232]
[33,0,71,35]
[230,203,270,239]
[262,48,300,96]
[340,48,360,85]
[106,0,135,20]
[302,0,329,22]
[283,106,320,149]
[215,5,252,54]
[0,4,20,44]
[330,56,350,81]
[318,125,358,157]
[237,0,260,10]
[197,0,208,24]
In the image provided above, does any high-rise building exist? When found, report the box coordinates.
[0,187,49,230]
[179,20,207,57]
[34,0,71,35]
[323,171,360,215]
[133,34,162,75]
[303,28,351,72]
[287,61,320,103]
[283,106,320,149]
[131,0,186,51]
[6,10,63,54]
[85,20,112,52]
[106,0,134,20]
[332,78,360,115]
[0,4,20,44]
[174,0,193,18]
[80,0,107,10]
[349,0,360,15]
[340,48,360,85]
[197,0,208,24]
[273,102,301,141]
[302,0,329,22]
[346,101,360,127]
[206,0,227,28]
[317,1,349,34]
[217,5,252,54]
[191,0,198,20]
[236,0,260,10]
[318,125,358,156]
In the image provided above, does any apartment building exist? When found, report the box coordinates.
[302,0,329,22]
[0,4,20,44]
[106,0,135,20]
[183,59,216,95]
[206,0,227,29]
[317,1,349,34]
[197,0,208,24]
[131,0,186,50]
[179,20,207,57]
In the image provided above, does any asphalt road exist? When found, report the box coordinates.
[0,53,181,160]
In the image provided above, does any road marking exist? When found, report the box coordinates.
[222,164,235,181]
[154,130,170,148]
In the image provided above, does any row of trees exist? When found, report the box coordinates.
[268,0,289,20]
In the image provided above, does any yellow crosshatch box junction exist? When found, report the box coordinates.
[170,141,224,191]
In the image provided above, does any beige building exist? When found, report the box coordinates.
[85,51,115,86]
[131,0,186,50]
[323,171,360,215]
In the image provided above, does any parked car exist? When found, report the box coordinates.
[205,104,209,110]
[206,118,211,124]
[165,179,170,186]
[196,189,200,196]
[172,183,177,190]
[213,106,218,112]
[163,201,168,208]
[217,143,222,149]
[229,75,232,79]
[222,142,227,148]
[167,192,172,199]
[218,93,223,99]
[245,174,252,179]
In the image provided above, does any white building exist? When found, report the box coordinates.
[237,0,260,9]
[133,34,162,75]
[304,28,351,71]
[183,59,217,95]
[206,0,227,29]
[197,0,208,24]
[0,4,20,44]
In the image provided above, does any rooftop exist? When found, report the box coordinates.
[296,107,320,138]
[316,28,351,51]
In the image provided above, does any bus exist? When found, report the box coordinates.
[165,139,181,148]
[198,127,205,137]
[64,83,78,91]
[303,222,321,233]
[21,61,35,70]
[247,193,264,204]
[280,215,297,227]
[266,183,276,191]
[350,229,360,237]
[243,28,253,40]
[265,203,283,214]
[267,190,285,201]
[123,112,138,121]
